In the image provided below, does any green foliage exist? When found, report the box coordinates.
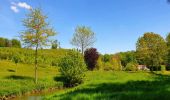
[11,39,21,48]
[59,51,87,87]
[12,54,20,65]
[0,37,21,48]
[51,40,60,49]
[95,57,103,70]
[161,65,166,72]
[71,26,96,54]
[102,54,112,63]
[166,33,170,69]
[111,56,122,71]
[118,51,136,67]
[125,62,138,71]
[103,62,113,71]
[0,47,70,66]
[136,32,167,71]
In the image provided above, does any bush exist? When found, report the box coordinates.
[111,56,122,71]
[103,62,113,71]
[84,48,99,70]
[59,51,87,87]
[166,64,170,70]
[95,57,103,70]
[125,62,138,71]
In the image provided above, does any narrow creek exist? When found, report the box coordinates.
[9,89,63,100]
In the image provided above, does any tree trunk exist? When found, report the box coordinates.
[34,45,38,84]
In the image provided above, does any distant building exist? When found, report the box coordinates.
[138,65,150,71]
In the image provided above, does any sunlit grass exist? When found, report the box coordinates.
[0,60,62,97]
[45,71,170,100]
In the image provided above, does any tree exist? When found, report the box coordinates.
[136,32,167,71]
[71,26,96,54]
[111,55,122,71]
[59,51,87,87]
[20,8,56,83]
[118,51,137,67]
[102,54,112,63]
[166,33,170,70]
[0,37,5,47]
[51,40,59,49]
[11,39,21,48]
[12,54,20,72]
[4,39,12,47]
[84,48,99,70]
[96,56,103,70]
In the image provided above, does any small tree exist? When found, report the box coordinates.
[71,26,96,54]
[84,48,99,70]
[12,54,20,72]
[20,8,56,83]
[59,51,87,87]
[51,40,59,49]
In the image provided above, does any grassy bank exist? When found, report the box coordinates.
[0,60,63,99]
[45,71,170,100]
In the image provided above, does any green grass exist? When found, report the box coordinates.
[45,71,170,100]
[0,60,63,98]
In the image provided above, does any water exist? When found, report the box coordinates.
[11,95,43,100]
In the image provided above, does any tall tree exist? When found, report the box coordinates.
[71,26,95,54]
[136,32,167,71]
[20,8,56,83]
[166,33,170,70]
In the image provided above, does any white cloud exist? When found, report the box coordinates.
[10,5,19,13]
[10,2,32,13]
[17,2,31,10]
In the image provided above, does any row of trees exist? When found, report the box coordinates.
[0,37,21,48]
[19,8,97,84]
[7,7,170,86]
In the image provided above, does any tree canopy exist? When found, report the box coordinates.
[136,32,167,71]
[71,26,96,54]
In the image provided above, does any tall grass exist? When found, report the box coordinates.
[45,71,170,100]
[0,60,63,98]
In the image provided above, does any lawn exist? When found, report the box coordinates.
[0,60,62,98]
[45,71,170,100]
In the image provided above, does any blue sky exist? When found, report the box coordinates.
[0,0,170,54]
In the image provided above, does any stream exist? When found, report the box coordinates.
[10,89,62,100]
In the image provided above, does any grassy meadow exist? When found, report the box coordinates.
[45,71,170,100]
[0,60,63,98]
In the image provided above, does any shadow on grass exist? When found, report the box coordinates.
[53,73,170,100]
[7,69,15,72]
[54,76,65,82]
[5,75,33,80]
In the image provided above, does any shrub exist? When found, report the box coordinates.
[103,62,113,71]
[95,56,103,70]
[125,62,138,71]
[161,65,166,73]
[59,51,87,87]
[111,56,122,71]
[84,48,99,70]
